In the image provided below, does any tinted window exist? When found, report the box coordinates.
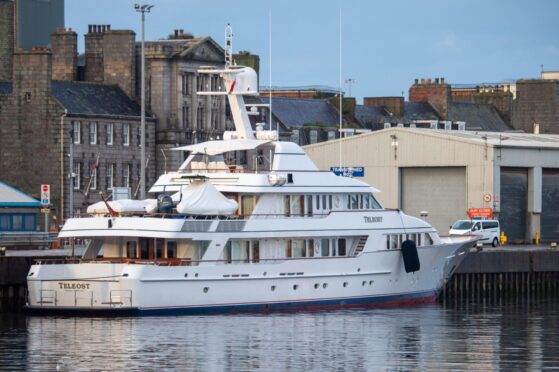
[321,239,329,256]
[167,241,177,258]
[483,222,499,229]
[338,239,346,256]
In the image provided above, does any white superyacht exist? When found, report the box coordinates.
[26,65,476,315]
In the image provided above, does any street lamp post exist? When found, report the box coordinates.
[135,3,154,200]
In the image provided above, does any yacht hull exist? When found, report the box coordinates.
[26,238,473,316]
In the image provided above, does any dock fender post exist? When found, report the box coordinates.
[401,240,420,273]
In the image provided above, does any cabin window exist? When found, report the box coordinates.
[291,240,306,258]
[338,239,346,256]
[322,195,328,210]
[126,241,137,258]
[232,241,250,263]
[167,241,177,258]
[369,195,382,209]
[307,239,315,257]
[305,195,313,216]
[316,195,321,210]
[140,239,149,259]
[290,195,304,216]
[423,233,434,246]
[224,241,232,263]
[351,195,359,209]
[284,195,291,217]
[321,239,329,256]
[251,240,260,263]
[155,239,164,259]
[241,195,255,216]
[365,194,370,209]
[329,195,333,209]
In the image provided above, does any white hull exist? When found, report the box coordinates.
[27,238,473,314]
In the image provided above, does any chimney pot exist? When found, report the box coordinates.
[441,77,445,84]
[414,78,418,85]
[174,29,179,38]
[88,25,92,33]
[107,25,111,31]
[435,78,439,84]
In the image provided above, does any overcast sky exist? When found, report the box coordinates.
[66,0,559,102]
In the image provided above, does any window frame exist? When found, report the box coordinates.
[89,122,97,145]
[123,123,130,146]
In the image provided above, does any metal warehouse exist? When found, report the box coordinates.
[304,128,559,243]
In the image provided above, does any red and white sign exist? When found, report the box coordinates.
[467,207,493,219]
[40,184,50,206]
[483,193,492,202]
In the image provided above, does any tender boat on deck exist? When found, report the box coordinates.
[26,65,476,315]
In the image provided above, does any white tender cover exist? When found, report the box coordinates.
[87,199,157,214]
[176,180,238,215]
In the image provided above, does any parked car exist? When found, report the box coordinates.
[449,219,500,247]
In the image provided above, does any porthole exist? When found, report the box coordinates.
[195,273,199,278]
[362,281,366,286]
[323,283,328,289]
[28,272,34,277]
[122,273,129,277]
[369,280,374,285]
[271,285,276,291]
[293,284,298,290]
[263,272,267,276]
[343,282,348,288]
[314,283,319,289]
[357,268,361,272]
[203,287,209,293]
[184,273,188,278]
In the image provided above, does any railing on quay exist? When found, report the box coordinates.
[0,232,58,246]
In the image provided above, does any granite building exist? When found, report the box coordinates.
[0,3,156,224]
[513,73,559,134]
[139,29,227,174]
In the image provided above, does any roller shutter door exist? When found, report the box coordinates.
[500,168,528,243]
[542,169,559,241]
[401,167,466,234]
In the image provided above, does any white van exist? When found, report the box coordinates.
[449,219,501,247]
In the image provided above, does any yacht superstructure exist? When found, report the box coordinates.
[26,65,476,315]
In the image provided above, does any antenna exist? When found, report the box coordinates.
[345,78,356,97]
[339,8,343,170]
[225,24,233,67]
[269,9,275,137]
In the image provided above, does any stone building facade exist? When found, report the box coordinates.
[0,5,156,224]
[139,31,227,174]
[513,79,559,134]
[0,0,15,82]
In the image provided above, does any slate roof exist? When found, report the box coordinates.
[51,81,143,118]
[355,102,439,129]
[259,97,340,128]
[0,82,12,95]
[354,105,388,128]
[447,102,511,131]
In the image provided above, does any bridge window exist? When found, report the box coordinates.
[126,241,137,258]
[167,241,177,258]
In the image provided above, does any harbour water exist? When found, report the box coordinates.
[1,299,559,371]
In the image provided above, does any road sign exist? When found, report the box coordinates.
[483,193,492,202]
[468,208,493,219]
[41,208,50,213]
[41,184,50,206]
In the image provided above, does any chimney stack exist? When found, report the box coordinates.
[51,28,78,81]
[0,0,15,82]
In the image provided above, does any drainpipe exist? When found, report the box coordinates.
[60,109,67,224]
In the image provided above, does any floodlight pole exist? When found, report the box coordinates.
[135,3,154,200]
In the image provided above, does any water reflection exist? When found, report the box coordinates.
[0,299,558,371]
